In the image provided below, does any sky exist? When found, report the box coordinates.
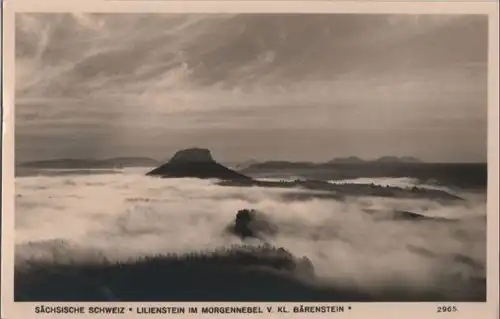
[15,13,488,163]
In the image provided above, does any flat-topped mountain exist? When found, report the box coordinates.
[168,148,215,164]
[146,148,252,181]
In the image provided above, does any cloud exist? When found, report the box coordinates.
[16,14,487,98]
[14,14,488,162]
[15,172,486,299]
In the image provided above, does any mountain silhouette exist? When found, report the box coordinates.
[328,156,365,164]
[374,156,422,163]
[19,157,159,169]
[146,148,252,181]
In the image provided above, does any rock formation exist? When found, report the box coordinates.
[227,209,278,240]
[146,148,252,181]
[168,148,215,164]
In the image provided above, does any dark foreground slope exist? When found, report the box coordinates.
[147,148,252,181]
[15,243,485,302]
[14,244,340,302]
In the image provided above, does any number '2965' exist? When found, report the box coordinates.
[437,306,458,313]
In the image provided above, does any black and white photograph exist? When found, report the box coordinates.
[12,12,490,302]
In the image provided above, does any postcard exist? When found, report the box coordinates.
[1,0,499,318]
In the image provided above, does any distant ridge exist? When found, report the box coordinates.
[374,156,422,164]
[19,157,159,169]
[146,148,252,181]
[247,156,424,169]
[234,159,260,170]
[328,156,365,164]
[105,157,160,167]
[329,156,422,164]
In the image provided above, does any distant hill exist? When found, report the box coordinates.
[233,159,260,170]
[328,156,365,164]
[245,156,423,170]
[242,161,316,170]
[329,156,422,164]
[146,148,252,181]
[102,157,160,167]
[374,156,422,164]
[19,157,159,169]
[20,159,113,169]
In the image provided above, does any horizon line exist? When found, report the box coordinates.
[15,156,488,166]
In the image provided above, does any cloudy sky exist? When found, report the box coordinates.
[15,13,488,163]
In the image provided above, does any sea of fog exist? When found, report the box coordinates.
[15,168,486,299]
